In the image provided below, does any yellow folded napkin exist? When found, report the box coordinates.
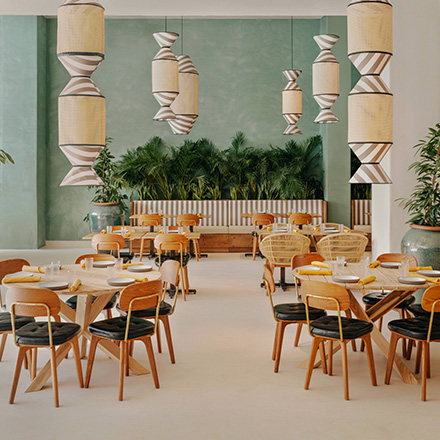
[69,278,82,292]
[4,275,41,284]
[22,265,46,274]
[122,262,143,270]
[311,261,329,269]
[297,269,332,276]
[118,275,149,282]
[100,229,106,234]
[358,275,376,286]
[369,260,380,268]
[124,232,131,238]
[408,273,439,284]
[409,266,433,272]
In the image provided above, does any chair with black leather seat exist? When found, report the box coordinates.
[117,260,180,364]
[65,254,118,319]
[385,285,440,401]
[7,287,83,407]
[85,280,161,401]
[263,263,326,373]
[303,280,377,400]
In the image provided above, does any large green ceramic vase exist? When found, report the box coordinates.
[401,224,440,270]
[89,202,124,233]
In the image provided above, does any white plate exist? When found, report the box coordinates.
[324,229,339,233]
[93,260,115,268]
[332,275,360,283]
[296,265,322,272]
[398,276,426,285]
[5,272,35,278]
[380,262,401,269]
[39,281,69,290]
[368,290,392,295]
[107,277,136,287]
[417,270,440,277]
[272,229,289,233]
[127,265,153,273]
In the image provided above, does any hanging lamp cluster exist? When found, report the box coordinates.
[57,0,105,186]
[312,34,340,124]
[348,0,393,184]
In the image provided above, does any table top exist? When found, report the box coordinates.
[82,231,145,240]
[129,213,211,219]
[142,231,201,240]
[2,264,161,297]
[241,212,322,219]
[258,225,365,238]
[294,262,429,291]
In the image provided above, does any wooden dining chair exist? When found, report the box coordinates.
[289,213,312,227]
[110,225,136,233]
[263,262,326,373]
[154,233,190,301]
[65,254,118,319]
[92,233,126,259]
[85,280,162,401]
[7,287,83,407]
[117,260,180,364]
[259,233,311,291]
[291,253,325,298]
[251,213,275,260]
[315,233,368,263]
[385,285,440,401]
[139,214,162,261]
[177,214,201,261]
[302,280,377,400]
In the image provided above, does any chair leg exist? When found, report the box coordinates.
[0,333,7,362]
[125,340,130,377]
[161,316,175,364]
[319,341,327,375]
[272,323,280,361]
[85,335,100,388]
[139,238,145,262]
[378,317,383,332]
[106,308,112,319]
[71,337,84,388]
[274,322,287,373]
[142,336,160,389]
[31,348,37,380]
[50,346,60,407]
[422,341,429,401]
[344,310,356,352]
[341,342,349,401]
[427,342,431,379]
[406,339,414,361]
[294,323,303,347]
[182,266,190,299]
[363,334,377,386]
[415,340,423,375]
[385,332,400,384]
[252,236,257,260]
[119,341,126,401]
[305,337,321,390]
[9,347,26,404]
[156,320,162,353]
[328,340,333,376]
[399,309,407,358]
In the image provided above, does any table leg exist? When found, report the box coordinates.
[75,294,94,358]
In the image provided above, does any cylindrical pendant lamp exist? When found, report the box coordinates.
[282,70,302,135]
[169,55,199,135]
[348,0,393,184]
[313,34,340,124]
[57,0,105,186]
[152,32,179,121]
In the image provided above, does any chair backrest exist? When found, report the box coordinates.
[92,233,125,254]
[177,214,200,228]
[289,213,312,225]
[6,287,61,318]
[139,214,162,227]
[259,233,311,267]
[377,253,418,266]
[154,233,188,252]
[111,225,136,233]
[0,258,30,307]
[262,261,276,295]
[252,213,274,227]
[421,286,440,314]
[160,259,180,288]
[118,280,162,312]
[315,233,368,263]
[75,254,116,264]
[301,280,350,312]
[291,253,324,270]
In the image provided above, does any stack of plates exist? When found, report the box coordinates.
[107,278,135,287]
[417,270,440,277]
[380,262,401,269]
[332,275,360,283]
[93,261,115,268]
[39,281,69,290]
[398,276,426,285]
[127,265,152,273]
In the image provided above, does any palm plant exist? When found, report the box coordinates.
[0,149,13,165]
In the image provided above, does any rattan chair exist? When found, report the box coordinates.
[315,233,368,263]
[251,213,274,260]
[260,233,311,291]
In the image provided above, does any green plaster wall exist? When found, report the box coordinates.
[0,16,45,249]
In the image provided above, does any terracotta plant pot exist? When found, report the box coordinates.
[89,202,124,233]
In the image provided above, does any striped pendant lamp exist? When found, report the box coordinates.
[313,34,340,124]
[57,0,105,186]
[348,0,393,184]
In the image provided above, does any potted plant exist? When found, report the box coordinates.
[400,123,440,268]
[86,137,128,233]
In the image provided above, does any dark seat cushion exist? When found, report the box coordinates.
[15,322,81,346]
[0,312,34,332]
[116,301,172,318]
[274,303,326,321]
[88,316,155,341]
[388,317,440,340]
[66,293,118,310]
[362,292,415,309]
[154,253,190,267]
[407,303,440,322]
[310,316,373,340]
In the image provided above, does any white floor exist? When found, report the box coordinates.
[0,245,438,440]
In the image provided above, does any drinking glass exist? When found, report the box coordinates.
[115,258,123,271]
[106,226,112,233]
[46,263,54,280]
[84,257,94,271]
[320,223,325,232]
[107,266,116,279]
[339,224,344,232]
[402,261,410,275]
[67,269,77,285]
[53,260,61,277]
[336,256,345,269]
[330,261,338,275]
[360,256,370,278]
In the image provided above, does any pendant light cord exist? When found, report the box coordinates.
[290,16,293,69]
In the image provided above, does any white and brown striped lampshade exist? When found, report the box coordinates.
[348,0,393,184]
[282,70,302,135]
[152,32,179,121]
[313,34,340,124]
[57,0,105,186]
[169,55,199,135]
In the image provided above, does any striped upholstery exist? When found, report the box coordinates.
[351,199,371,227]
[131,200,327,228]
